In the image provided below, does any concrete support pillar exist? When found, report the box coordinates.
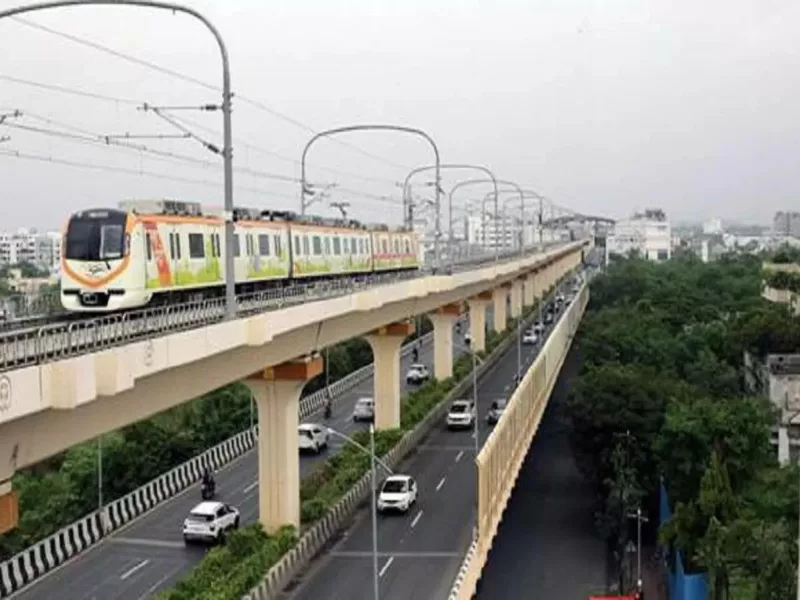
[429,303,462,380]
[467,292,491,352]
[244,355,323,533]
[523,272,536,306]
[510,279,524,318]
[365,321,415,430]
[492,285,509,332]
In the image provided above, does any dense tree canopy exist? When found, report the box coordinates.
[567,253,798,597]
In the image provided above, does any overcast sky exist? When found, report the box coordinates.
[1,0,799,230]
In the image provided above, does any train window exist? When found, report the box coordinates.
[352,237,358,254]
[168,233,176,259]
[210,235,217,258]
[393,239,400,254]
[294,235,301,256]
[146,233,153,261]
[381,239,388,254]
[233,234,241,257]
[332,237,341,255]
[312,235,322,255]
[99,224,124,259]
[302,236,310,256]
[404,239,411,254]
[245,234,252,256]
[343,238,349,254]
[175,234,182,260]
[258,234,270,256]
[324,237,331,254]
[215,234,221,257]
[188,233,205,258]
[360,239,366,254]
[273,235,282,257]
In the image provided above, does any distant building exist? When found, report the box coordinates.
[0,229,61,273]
[463,214,541,249]
[773,211,800,237]
[702,218,723,235]
[605,208,671,264]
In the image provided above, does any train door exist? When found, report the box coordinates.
[143,220,172,288]
[167,227,182,286]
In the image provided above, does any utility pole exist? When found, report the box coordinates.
[627,507,649,595]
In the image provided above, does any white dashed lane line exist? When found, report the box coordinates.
[120,559,150,581]
[455,450,464,462]
[411,510,423,528]
[436,477,446,492]
[379,556,395,577]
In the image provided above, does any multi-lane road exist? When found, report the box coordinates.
[13,317,479,600]
[476,346,608,598]
[282,293,565,600]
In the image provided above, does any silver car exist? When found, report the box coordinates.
[352,397,375,422]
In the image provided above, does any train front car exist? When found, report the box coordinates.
[60,208,145,312]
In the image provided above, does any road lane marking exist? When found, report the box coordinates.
[120,559,150,581]
[379,556,394,577]
[411,510,423,528]
[455,450,464,462]
[110,538,185,549]
[243,480,258,494]
[436,477,446,491]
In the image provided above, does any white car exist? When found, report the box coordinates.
[377,474,418,513]
[531,322,544,334]
[446,399,476,429]
[183,501,240,544]
[298,423,329,453]
[406,363,431,384]
[352,397,375,422]
[522,330,538,345]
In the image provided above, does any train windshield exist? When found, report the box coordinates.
[65,210,127,261]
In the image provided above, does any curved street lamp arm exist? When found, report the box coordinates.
[299,124,443,267]
[326,428,394,476]
[0,0,236,318]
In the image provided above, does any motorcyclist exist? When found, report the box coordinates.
[324,391,333,420]
[202,467,215,492]
[412,345,419,363]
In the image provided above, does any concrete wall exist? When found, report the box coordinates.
[450,276,588,599]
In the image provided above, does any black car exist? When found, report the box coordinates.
[486,398,508,425]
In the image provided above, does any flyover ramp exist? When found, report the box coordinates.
[283,285,573,600]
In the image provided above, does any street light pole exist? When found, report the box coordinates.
[370,424,380,600]
[627,506,649,593]
[325,425,393,600]
[0,0,236,320]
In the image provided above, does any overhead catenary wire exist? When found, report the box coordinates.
[10,15,412,171]
[0,117,405,207]
[0,76,402,188]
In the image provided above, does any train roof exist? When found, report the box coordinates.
[112,199,414,233]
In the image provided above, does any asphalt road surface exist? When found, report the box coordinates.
[476,346,608,599]
[13,317,480,600]
[283,296,566,600]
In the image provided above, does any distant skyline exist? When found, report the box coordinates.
[2,0,799,229]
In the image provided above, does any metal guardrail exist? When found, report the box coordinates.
[0,244,569,373]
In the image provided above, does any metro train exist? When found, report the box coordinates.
[60,199,422,313]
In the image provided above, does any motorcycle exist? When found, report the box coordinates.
[201,479,216,500]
